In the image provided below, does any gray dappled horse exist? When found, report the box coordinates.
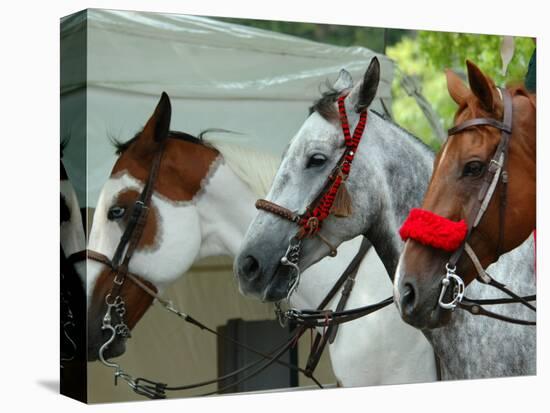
[234,58,535,379]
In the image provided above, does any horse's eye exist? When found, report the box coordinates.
[462,161,486,178]
[306,154,327,169]
[108,206,126,220]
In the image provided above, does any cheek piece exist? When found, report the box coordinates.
[399,208,468,252]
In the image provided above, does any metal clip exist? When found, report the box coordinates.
[280,238,302,300]
[438,264,465,310]
[274,302,288,328]
[488,158,502,173]
[113,271,125,285]
[163,300,188,319]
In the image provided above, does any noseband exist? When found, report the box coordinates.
[256,95,367,298]
[401,87,515,310]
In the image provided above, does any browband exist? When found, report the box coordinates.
[448,117,511,136]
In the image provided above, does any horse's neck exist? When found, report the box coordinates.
[195,158,258,258]
[425,234,536,379]
[357,114,434,277]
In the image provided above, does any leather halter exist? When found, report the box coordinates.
[256,95,368,254]
[447,87,513,270]
[400,87,523,311]
[82,132,204,302]
[88,137,166,307]
[401,88,513,256]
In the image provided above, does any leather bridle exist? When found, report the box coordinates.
[400,87,535,322]
[446,88,513,276]
[256,95,369,299]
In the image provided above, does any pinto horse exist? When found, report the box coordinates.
[394,60,536,329]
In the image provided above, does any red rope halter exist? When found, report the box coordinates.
[299,95,368,235]
[399,208,468,252]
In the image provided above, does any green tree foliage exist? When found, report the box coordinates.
[417,31,534,84]
[388,33,534,149]
[219,17,410,52]
[215,17,534,150]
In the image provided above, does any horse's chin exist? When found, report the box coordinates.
[237,262,296,302]
[406,302,453,330]
[261,265,295,303]
[423,306,453,329]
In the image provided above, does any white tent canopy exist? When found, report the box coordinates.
[61,9,394,206]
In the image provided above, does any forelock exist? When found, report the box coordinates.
[309,86,343,122]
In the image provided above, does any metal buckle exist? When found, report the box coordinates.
[438,264,465,310]
[132,200,147,215]
[113,271,125,285]
[280,238,302,300]
[274,302,288,327]
[488,158,502,173]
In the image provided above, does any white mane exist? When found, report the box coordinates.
[207,140,281,198]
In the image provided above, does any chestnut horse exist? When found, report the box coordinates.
[394,61,536,329]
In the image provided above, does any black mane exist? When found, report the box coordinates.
[112,130,205,155]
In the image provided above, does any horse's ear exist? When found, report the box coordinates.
[333,69,353,91]
[141,92,172,144]
[466,60,494,112]
[445,68,469,105]
[347,57,380,113]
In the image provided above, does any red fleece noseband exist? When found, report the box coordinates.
[399,208,468,252]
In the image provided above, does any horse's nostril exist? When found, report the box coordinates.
[241,255,260,279]
[400,282,417,316]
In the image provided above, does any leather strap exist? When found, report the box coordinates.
[448,87,513,269]
[447,117,511,136]
[255,199,299,223]
[327,238,371,343]
[86,249,159,297]
[66,250,87,265]
[303,237,372,376]
[459,300,535,325]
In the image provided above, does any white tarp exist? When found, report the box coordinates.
[61,9,394,206]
